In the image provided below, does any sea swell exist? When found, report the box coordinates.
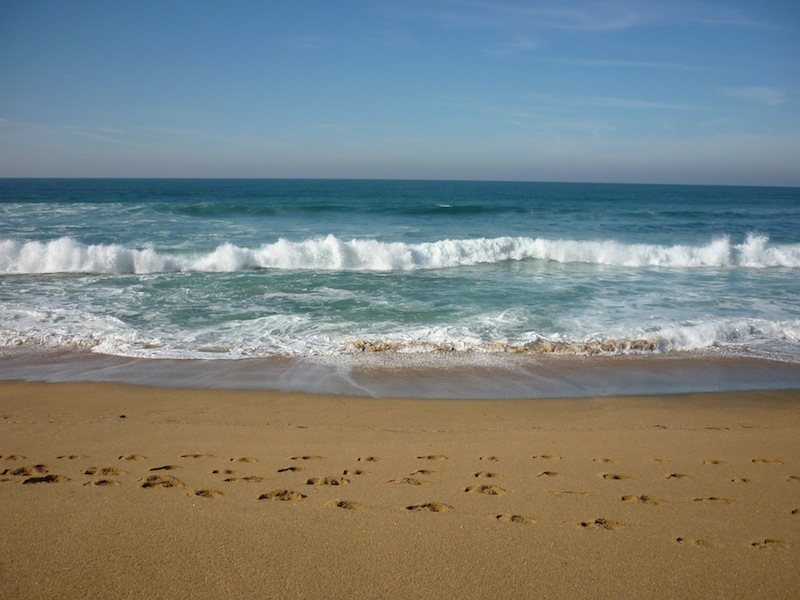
[2,233,799,275]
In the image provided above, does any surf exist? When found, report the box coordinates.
[1,233,799,275]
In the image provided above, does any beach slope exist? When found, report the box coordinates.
[1,381,798,599]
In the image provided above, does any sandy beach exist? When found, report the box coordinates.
[1,380,798,599]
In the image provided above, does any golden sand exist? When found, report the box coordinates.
[1,381,798,599]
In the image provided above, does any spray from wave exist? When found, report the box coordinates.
[1,233,798,275]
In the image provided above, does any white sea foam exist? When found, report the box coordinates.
[1,234,799,275]
[3,302,798,361]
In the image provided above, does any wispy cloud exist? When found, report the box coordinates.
[529,93,703,111]
[384,1,648,32]
[722,87,788,106]
[380,1,773,35]
[575,96,702,111]
[542,57,715,72]
[95,126,126,134]
[483,37,541,56]
[64,125,142,147]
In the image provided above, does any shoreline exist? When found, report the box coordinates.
[1,348,800,398]
[2,380,799,599]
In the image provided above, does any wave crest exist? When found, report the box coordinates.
[1,234,798,275]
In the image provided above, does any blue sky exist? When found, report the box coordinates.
[1,1,798,185]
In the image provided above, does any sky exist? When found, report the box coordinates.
[1,0,798,185]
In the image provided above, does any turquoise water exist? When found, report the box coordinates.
[1,179,799,371]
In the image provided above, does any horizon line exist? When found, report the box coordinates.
[1,176,798,190]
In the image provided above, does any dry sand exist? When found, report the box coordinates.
[1,380,798,599]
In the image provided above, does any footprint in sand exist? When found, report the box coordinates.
[622,494,665,505]
[786,475,800,482]
[465,484,506,496]
[666,473,689,480]
[792,508,799,515]
[751,539,790,549]
[731,477,752,483]
[417,455,448,461]
[83,467,126,476]
[149,465,181,472]
[259,489,306,501]
[57,454,88,460]
[702,459,728,465]
[600,473,632,481]
[23,474,69,484]
[2,464,50,477]
[410,469,435,476]
[181,453,214,459]
[594,458,616,464]
[676,537,720,548]
[291,455,324,461]
[473,471,502,479]
[388,477,426,486]
[343,469,370,476]
[140,474,183,489]
[578,518,625,531]
[325,499,365,510]
[224,475,264,483]
[357,456,382,463]
[479,456,505,462]
[1,454,25,461]
[496,514,534,524]
[84,479,120,487]
[651,458,672,464]
[189,489,223,498]
[693,497,734,504]
[537,471,560,477]
[307,476,349,486]
[277,466,304,473]
[548,490,592,497]
[230,457,258,463]
[119,454,147,461]
[752,458,783,465]
[405,502,454,513]
[212,468,238,475]
[532,454,561,460]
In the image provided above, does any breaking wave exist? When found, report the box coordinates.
[1,233,798,275]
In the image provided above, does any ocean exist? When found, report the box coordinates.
[1,178,799,397]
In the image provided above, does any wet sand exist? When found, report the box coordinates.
[2,348,800,398]
[1,380,799,599]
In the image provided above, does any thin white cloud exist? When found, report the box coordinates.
[95,126,126,134]
[543,57,715,72]
[381,0,767,33]
[483,37,541,56]
[64,126,143,147]
[722,87,788,106]
[528,93,702,111]
[576,96,702,111]
[391,2,646,32]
